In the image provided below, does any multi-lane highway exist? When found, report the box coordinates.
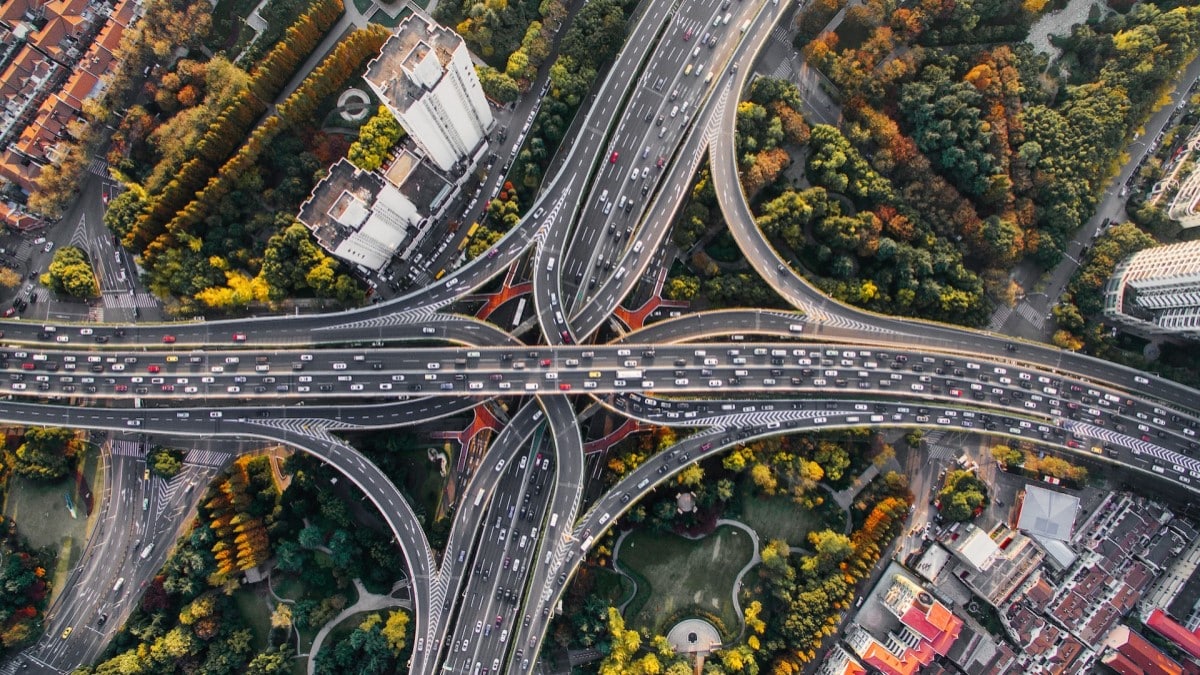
[5,0,1200,673]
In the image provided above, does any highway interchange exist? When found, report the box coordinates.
[4,0,1200,673]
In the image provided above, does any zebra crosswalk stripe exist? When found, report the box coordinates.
[184,449,231,468]
[1016,302,1044,330]
[102,292,159,309]
[989,305,1013,331]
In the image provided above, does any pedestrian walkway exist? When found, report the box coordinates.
[988,305,1013,331]
[101,291,159,309]
[1015,301,1046,330]
[304,578,411,674]
[109,439,142,457]
[185,448,232,468]
[86,158,109,178]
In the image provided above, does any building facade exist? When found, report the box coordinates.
[1104,241,1200,340]
[364,15,493,173]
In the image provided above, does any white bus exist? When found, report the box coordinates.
[473,488,485,507]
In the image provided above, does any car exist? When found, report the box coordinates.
[147,365,161,373]
[232,333,247,342]
[610,151,619,163]
[162,335,176,344]
[55,335,69,343]
[43,242,54,253]
[95,335,109,343]
[2,308,13,317]
[558,383,571,391]
[61,626,72,639]
[683,28,693,40]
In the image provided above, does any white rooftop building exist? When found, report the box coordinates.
[296,158,420,271]
[364,15,493,173]
[1104,240,1200,340]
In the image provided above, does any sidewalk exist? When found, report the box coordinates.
[304,578,412,674]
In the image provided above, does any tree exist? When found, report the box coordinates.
[42,246,98,298]
[990,444,1022,467]
[0,268,21,289]
[12,427,81,480]
[247,646,294,674]
[347,107,405,171]
[382,610,409,654]
[149,447,184,477]
[938,469,988,521]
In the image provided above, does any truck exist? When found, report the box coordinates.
[740,19,750,32]
[616,369,643,380]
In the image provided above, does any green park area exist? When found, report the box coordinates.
[736,479,843,547]
[615,525,754,638]
[2,449,100,605]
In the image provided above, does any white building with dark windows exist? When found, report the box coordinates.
[1104,241,1200,340]
[364,15,493,173]
[296,158,421,271]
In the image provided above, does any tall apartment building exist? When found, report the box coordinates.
[1104,241,1200,340]
[364,15,493,173]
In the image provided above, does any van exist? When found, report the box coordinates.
[632,241,643,254]
[739,18,750,31]
[704,71,714,83]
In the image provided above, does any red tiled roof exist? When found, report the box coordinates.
[60,69,96,108]
[0,0,42,24]
[109,0,134,27]
[1105,651,1151,675]
[1117,621,1186,674]
[0,149,40,192]
[1147,610,1200,661]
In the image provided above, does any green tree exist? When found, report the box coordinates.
[149,447,184,478]
[12,427,81,480]
[938,470,988,522]
[42,246,98,298]
[347,106,405,171]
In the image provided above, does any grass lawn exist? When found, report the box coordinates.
[736,477,833,547]
[206,0,262,56]
[234,587,274,652]
[592,567,635,608]
[3,451,100,606]
[616,525,754,638]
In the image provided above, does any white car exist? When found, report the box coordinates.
[379,383,393,391]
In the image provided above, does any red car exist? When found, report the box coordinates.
[559,383,572,391]
[2,308,14,317]
[147,365,160,373]
[540,358,552,367]
[232,333,247,342]
[609,151,619,163]
[162,335,176,344]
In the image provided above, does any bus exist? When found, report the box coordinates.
[139,544,154,559]
[579,536,595,552]
[548,513,559,529]
[512,297,527,328]
[113,578,125,593]
[473,488,485,507]
[465,222,480,238]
